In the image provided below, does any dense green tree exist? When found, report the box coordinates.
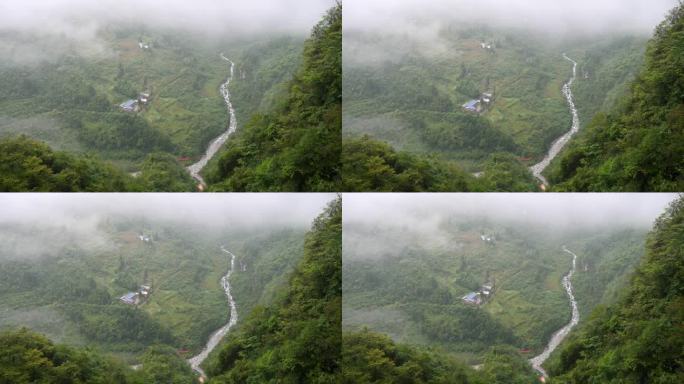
[550,2,684,191]
[480,346,539,384]
[139,345,196,383]
[341,330,480,384]
[479,153,540,192]
[137,152,196,192]
[0,328,142,384]
[548,196,684,382]
[341,135,481,192]
[0,135,137,191]
[207,4,341,191]
[341,330,539,384]
[207,197,341,383]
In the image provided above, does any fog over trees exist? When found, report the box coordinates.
[0,193,333,259]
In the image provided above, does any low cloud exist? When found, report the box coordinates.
[343,193,678,260]
[0,193,333,259]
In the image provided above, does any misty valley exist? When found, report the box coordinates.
[0,194,342,383]
[342,1,684,192]
[0,2,341,192]
[341,194,683,383]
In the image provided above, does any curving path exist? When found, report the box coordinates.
[530,54,580,187]
[529,246,580,378]
[187,246,239,380]
[187,54,238,189]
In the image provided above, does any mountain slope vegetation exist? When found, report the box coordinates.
[0,15,312,191]
[341,330,539,384]
[341,136,539,192]
[207,4,341,192]
[548,196,684,382]
[207,198,341,382]
[0,328,195,384]
[550,3,684,191]
[0,135,197,191]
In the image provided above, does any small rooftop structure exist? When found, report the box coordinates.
[120,292,139,305]
[480,234,495,244]
[120,99,138,113]
[462,292,481,305]
[463,99,480,113]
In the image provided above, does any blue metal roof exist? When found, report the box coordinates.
[464,292,479,301]
[120,100,137,109]
[463,100,479,110]
[121,292,137,303]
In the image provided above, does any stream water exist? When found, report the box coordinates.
[187,246,238,380]
[530,54,580,186]
[529,246,580,378]
[187,54,238,188]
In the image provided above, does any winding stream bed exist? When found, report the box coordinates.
[529,246,580,378]
[530,54,580,186]
[187,54,238,189]
[187,246,238,380]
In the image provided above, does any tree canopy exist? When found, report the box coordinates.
[550,2,684,191]
[207,4,341,192]
[207,197,341,382]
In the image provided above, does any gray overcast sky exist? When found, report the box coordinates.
[343,194,678,261]
[0,193,333,229]
[344,0,680,37]
[0,0,335,36]
[344,193,679,230]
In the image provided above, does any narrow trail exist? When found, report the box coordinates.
[187,246,239,381]
[187,54,238,190]
[530,54,580,187]
[529,246,580,378]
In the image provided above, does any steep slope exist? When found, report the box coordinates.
[207,4,341,192]
[0,135,195,191]
[206,198,341,382]
[0,135,136,191]
[548,196,684,382]
[341,136,538,192]
[341,330,539,384]
[550,3,684,191]
[0,328,195,384]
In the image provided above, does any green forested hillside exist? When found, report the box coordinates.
[0,135,196,191]
[341,330,539,384]
[0,328,195,384]
[0,218,306,366]
[341,136,539,192]
[342,21,650,191]
[0,328,140,384]
[343,28,571,168]
[343,216,649,366]
[207,198,341,382]
[0,135,136,191]
[550,3,684,191]
[206,4,342,192]
[548,196,684,382]
[0,17,311,191]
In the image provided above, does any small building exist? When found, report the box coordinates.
[481,92,493,104]
[481,284,493,296]
[463,99,480,113]
[480,234,495,244]
[120,99,138,113]
[138,92,151,104]
[462,292,481,305]
[120,292,139,305]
